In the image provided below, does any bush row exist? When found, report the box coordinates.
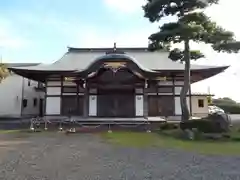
[180,120,226,133]
[217,104,240,114]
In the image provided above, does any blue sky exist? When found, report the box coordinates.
[0,0,159,63]
[1,0,240,101]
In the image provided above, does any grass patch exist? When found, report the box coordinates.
[101,130,240,155]
[101,131,160,147]
[0,129,61,138]
[0,129,27,134]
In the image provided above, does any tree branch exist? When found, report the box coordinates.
[168,48,205,61]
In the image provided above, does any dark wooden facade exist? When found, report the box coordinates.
[45,69,190,117]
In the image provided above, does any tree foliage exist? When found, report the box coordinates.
[213,97,240,106]
[143,0,239,56]
[212,97,240,114]
[0,63,9,83]
[143,0,240,122]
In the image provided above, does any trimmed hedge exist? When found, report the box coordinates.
[180,120,223,133]
[180,112,230,133]
[159,123,178,130]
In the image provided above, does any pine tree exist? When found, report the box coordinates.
[143,0,240,122]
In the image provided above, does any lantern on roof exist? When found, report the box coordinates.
[207,96,212,105]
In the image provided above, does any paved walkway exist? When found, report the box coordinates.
[0,133,239,180]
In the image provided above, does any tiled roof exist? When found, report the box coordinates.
[8,48,228,73]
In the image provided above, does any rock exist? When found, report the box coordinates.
[207,112,231,133]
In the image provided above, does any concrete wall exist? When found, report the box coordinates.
[0,74,44,117]
[191,96,208,117]
[174,95,209,118]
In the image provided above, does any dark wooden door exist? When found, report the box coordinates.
[97,89,135,117]
[158,96,174,116]
[61,96,83,116]
[148,96,159,116]
[148,96,174,116]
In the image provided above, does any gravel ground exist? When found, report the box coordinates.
[0,133,239,180]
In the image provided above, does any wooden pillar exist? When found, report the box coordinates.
[43,78,47,116]
[60,76,63,115]
[76,82,79,115]
[143,80,148,119]
[189,82,193,116]
[83,80,88,118]
[172,76,176,116]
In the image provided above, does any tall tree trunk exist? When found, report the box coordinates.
[180,39,191,122]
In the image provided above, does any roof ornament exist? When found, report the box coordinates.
[105,42,125,54]
[113,42,117,51]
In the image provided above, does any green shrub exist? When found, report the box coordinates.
[181,112,231,134]
[160,123,178,130]
[180,119,227,133]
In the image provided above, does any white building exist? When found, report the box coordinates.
[5,47,227,119]
[0,63,44,118]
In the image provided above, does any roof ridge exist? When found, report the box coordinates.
[67,47,167,53]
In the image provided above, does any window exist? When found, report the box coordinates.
[33,98,38,107]
[22,99,28,108]
[198,99,204,108]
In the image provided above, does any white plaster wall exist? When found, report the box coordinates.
[46,87,61,95]
[0,75,22,116]
[174,96,190,115]
[135,95,144,116]
[0,74,44,117]
[174,86,189,95]
[47,81,60,86]
[45,97,61,115]
[89,95,97,116]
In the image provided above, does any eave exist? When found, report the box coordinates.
[8,68,75,82]
[8,65,229,83]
